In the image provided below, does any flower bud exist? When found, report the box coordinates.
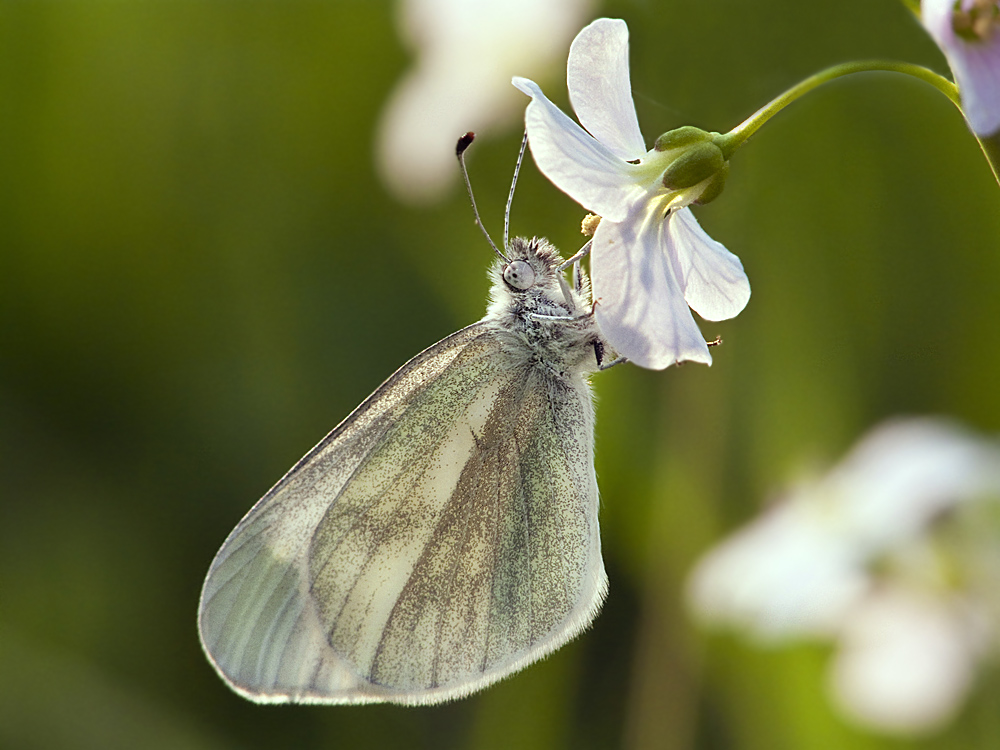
[661,141,726,190]
[692,162,730,205]
[654,125,713,151]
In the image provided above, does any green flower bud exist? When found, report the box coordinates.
[692,162,730,205]
[654,126,712,152]
[661,141,726,190]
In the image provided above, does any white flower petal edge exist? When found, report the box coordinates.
[922,0,1000,136]
[513,77,641,223]
[567,18,646,160]
[668,208,752,321]
[590,203,713,369]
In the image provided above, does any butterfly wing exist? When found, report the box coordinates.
[198,322,606,705]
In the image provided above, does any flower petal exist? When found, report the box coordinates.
[567,18,647,160]
[513,76,642,222]
[830,589,977,733]
[668,208,751,321]
[590,205,713,369]
[377,0,592,203]
[822,418,1000,550]
[947,40,1000,136]
[686,501,868,640]
[921,0,1000,135]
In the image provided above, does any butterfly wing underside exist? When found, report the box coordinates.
[198,322,607,705]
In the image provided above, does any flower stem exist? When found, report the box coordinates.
[975,132,1000,187]
[717,61,956,153]
[714,60,999,188]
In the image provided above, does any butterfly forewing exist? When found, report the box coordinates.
[307,340,515,685]
[200,323,499,700]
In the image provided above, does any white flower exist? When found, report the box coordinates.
[921,0,1000,135]
[512,18,750,369]
[376,0,592,204]
[689,419,1000,637]
[830,588,988,733]
[687,417,1000,735]
[686,498,870,640]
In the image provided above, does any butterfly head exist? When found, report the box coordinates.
[487,236,590,321]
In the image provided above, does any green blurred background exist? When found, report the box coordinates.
[2,1,998,748]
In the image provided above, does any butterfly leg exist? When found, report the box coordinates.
[557,275,579,317]
[528,299,595,322]
[593,339,627,370]
[528,312,580,321]
[556,240,592,274]
[556,239,592,313]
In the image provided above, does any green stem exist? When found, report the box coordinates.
[714,60,1000,188]
[975,132,1000,186]
[716,61,958,155]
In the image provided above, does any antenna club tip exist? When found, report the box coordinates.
[456,132,476,157]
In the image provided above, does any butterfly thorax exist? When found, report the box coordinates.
[484,236,603,377]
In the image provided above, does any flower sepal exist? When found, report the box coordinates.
[653,125,716,151]
[651,126,732,206]
[690,161,730,206]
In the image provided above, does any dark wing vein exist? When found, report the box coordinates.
[482,430,504,673]
[431,464,479,687]
[313,445,447,628]
[514,409,534,642]
[307,329,497,566]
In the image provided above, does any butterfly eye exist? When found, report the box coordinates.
[503,260,535,290]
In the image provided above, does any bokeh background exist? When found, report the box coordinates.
[2,1,999,748]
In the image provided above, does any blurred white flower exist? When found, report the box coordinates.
[921,0,1000,135]
[513,18,750,370]
[688,417,1000,735]
[830,587,989,733]
[376,0,592,203]
[686,499,869,639]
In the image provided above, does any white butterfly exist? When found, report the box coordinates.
[198,137,619,706]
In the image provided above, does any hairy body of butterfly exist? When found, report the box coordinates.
[198,236,612,705]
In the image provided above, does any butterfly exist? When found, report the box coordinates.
[198,135,620,705]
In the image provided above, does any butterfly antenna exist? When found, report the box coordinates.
[504,131,528,252]
[456,133,508,263]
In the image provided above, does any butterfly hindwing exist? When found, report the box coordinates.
[324,365,605,700]
[198,319,605,705]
